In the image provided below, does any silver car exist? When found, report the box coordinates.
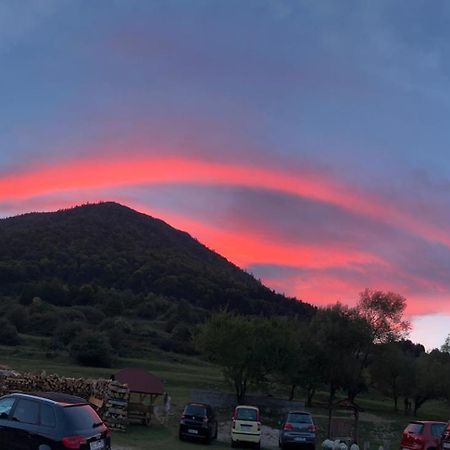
[279,411,316,450]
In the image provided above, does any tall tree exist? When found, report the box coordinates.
[195,312,279,402]
[345,289,411,402]
[441,334,450,353]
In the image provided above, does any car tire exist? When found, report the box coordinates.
[214,423,218,439]
[179,430,184,441]
[231,439,237,448]
[204,432,211,445]
[255,442,261,450]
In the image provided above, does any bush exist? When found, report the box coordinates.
[73,306,105,325]
[6,305,29,332]
[70,330,113,367]
[52,321,86,349]
[0,319,21,346]
[28,311,59,336]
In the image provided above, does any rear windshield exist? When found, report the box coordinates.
[64,405,103,430]
[288,413,313,424]
[432,424,446,437]
[405,423,424,434]
[236,408,258,421]
[184,405,207,416]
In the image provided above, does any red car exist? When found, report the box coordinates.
[400,421,446,450]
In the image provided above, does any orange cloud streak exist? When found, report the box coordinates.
[1,155,449,248]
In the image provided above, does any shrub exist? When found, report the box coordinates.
[52,321,86,349]
[0,319,21,346]
[70,330,113,367]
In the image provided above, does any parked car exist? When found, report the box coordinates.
[400,420,446,450]
[0,391,111,450]
[178,402,218,444]
[278,411,316,450]
[231,405,261,449]
[440,421,450,450]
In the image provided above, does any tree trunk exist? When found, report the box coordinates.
[289,384,296,401]
[413,396,428,416]
[306,386,315,407]
[327,385,336,438]
[404,397,411,415]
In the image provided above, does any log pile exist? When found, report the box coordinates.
[0,370,130,431]
[100,381,130,432]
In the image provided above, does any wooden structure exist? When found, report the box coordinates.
[114,368,164,426]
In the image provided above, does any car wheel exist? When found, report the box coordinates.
[179,430,184,441]
[204,432,211,445]
[231,439,237,448]
[255,442,261,450]
[214,423,218,439]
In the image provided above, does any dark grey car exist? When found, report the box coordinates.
[279,411,316,450]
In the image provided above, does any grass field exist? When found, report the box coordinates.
[0,344,449,450]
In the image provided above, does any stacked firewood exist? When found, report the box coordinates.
[100,381,130,432]
[0,371,130,431]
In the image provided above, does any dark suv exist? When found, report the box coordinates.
[0,392,111,450]
[179,402,218,444]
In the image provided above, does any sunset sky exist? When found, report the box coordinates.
[1,0,450,349]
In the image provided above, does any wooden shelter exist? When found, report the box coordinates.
[115,368,165,426]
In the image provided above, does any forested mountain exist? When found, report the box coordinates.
[0,202,315,361]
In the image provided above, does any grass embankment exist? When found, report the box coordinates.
[0,343,449,450]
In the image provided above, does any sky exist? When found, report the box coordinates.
[1,0,450,350]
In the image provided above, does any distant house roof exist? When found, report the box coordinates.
[115,368,165,395]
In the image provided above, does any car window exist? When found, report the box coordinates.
[184,405,207,416]
[0,398,15,419]
[288,413,312,424]
[40,404,56,428]
[236,408,258,421]
[13,399,39,425]
[64,405,103,431]
[405,423,424,434]
[432,424,445,437]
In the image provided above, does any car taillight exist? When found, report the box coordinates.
[232,419,236,429]
[202,417,209,426]
[257,421,261,431]
[105,428,111,438]
[62,435,87,449]
[284,423,294,430]
[308,425,317,432]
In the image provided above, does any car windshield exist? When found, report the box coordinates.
[236,408,258,421]
[64,405,103,431]
[405,423,424,434]
[288,413,312,424]
[184,405,207,416]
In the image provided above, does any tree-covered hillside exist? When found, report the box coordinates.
[0,202,315,362]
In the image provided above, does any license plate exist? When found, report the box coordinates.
[295,437,306,442]
[90,440,105,450]
[188,429,198,434]
[443,444,450,449]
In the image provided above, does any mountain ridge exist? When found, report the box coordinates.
[0,201,315,318]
